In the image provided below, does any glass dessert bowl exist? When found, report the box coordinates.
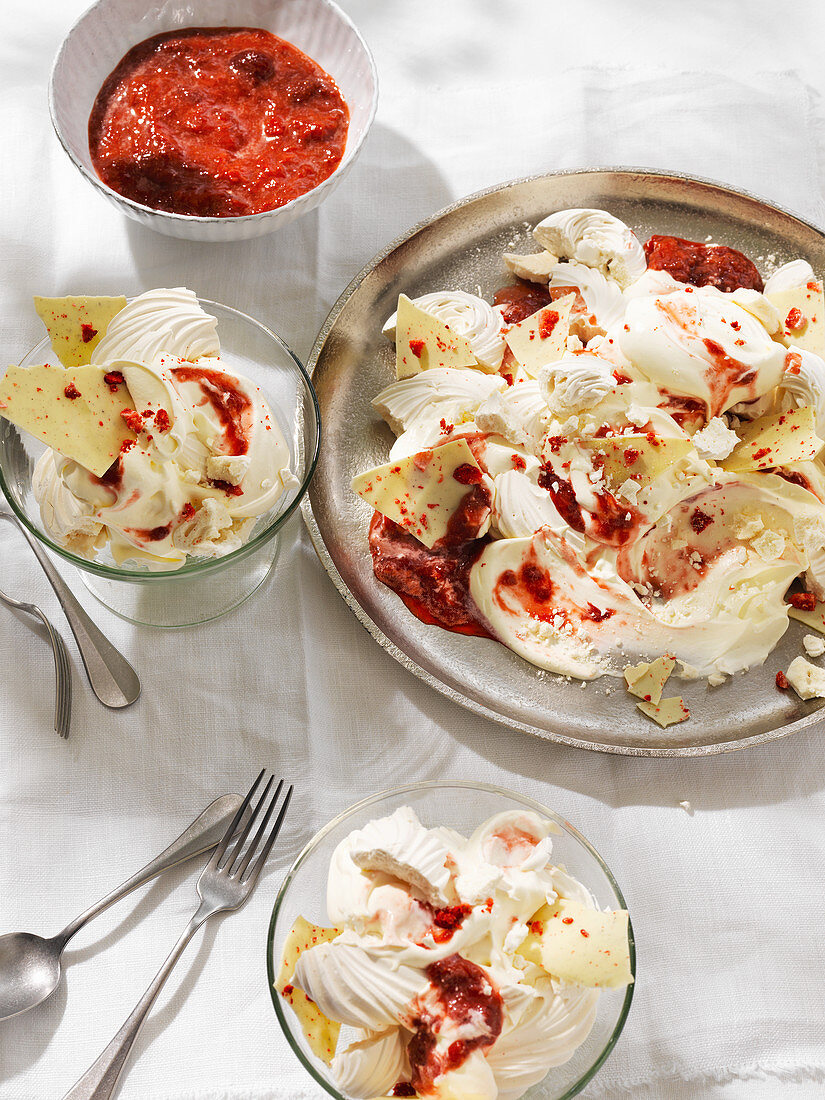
[0,299,320,627]
[267,782,635,1100]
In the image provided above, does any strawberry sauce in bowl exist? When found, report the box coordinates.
[89,27,349,218]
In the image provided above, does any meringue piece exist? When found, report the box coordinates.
[394,294,477,379]
[469,810,555,869]
[348,806,452,906]
[488,982,599,1098]
[433,1048,498,1099]
[351,438,491,550]
[539,351,615,413]
[691,416,740,460]
[34,294,127,368]
[780,347,825,435]
[206,453,249,485]
[502,250,559,284]
[722,405,823,472]
[294,940,429,1030]
[622,268,684,300]
[764,259,816,295]
[469,533,606,679]
[90,287,219,362]
[504,295,575,377]
[516,898,632,987]
[621,289,787,418]
[372,367,505,435]
[475,380,548,450]
[533,209,646,288]
[729,288,782,335]
[803,634,825,657]
[785,655,825,699]
[331,1029,409,1098]
[492,467,578,542]
[548,261,626,336]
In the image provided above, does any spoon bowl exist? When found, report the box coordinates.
[0,931,64,1019]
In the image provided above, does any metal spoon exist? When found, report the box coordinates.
[0,793,244,1021]
[0,507,140,708]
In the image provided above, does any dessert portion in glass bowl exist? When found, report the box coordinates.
[0,289,296,570]
[352,209,825,722]
[275,803,632,1099]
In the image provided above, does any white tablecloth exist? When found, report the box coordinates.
[2,1,825,1097]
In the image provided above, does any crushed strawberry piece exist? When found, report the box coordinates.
[776,670,789,690]
[154,408,171,432]
[786,307,805,331]
[104,370,125,391]
[453,463,482,485]
[789,592,816,611]
[121,408,144,433]
[63,382,81,399]
[409,338,426,358]
[80,323,98,343]
[538,309,560,339]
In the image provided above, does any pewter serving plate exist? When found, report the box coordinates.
[303,168,825,757]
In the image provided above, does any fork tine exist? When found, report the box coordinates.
[242,784,293,886]
[208,768,265,869]
[223,775,280,873]
[56,634,71,738]
[234,778,285,880]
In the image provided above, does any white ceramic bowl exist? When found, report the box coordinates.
[49,0,378,242]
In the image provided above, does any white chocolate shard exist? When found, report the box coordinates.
[637,697,690,727]
[351,438,490,550]
[623,655,676,705]
[504,295,575,378]
[383,290,505,370]
[275,916,342,1064]
[515,898,633,988]
[394,294,477,379]
[723,405,823,472]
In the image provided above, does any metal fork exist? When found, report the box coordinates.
[0,585,71,738]
[61,770,294,1100]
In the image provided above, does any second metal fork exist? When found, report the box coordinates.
[0,586,71,738]
[61,770,293,1100]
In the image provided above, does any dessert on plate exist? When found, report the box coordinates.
[276,805,632,1099]
[351,209,825,721]
[0,289,296,569]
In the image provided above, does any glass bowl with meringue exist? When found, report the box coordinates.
[267,781,635,1100]
[0,289,319,626]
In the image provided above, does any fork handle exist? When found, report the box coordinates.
[0,511,140,708]
[61,905,210,1100]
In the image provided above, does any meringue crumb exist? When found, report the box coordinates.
[803,634,825,658]
[678,800,693,814]
[707,671,726,687]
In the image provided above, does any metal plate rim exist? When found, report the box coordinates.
[302,166,825,758]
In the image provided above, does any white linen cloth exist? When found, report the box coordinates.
[1,1,825,1097]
